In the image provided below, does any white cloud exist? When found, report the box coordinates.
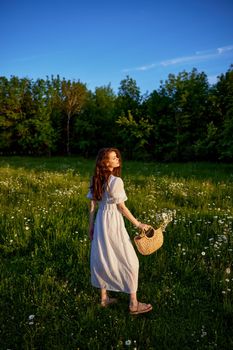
[137,63,157,71]
[160,54,207,67]
[217,45,233,54]
[122,44,233,72]
[122,63,158,73]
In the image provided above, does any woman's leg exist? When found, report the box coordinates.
[100,288,117,307]
[129,292,138,308]
[101,288,107,302]
[129,292,152,314]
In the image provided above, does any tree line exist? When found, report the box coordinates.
[0,65,232,161]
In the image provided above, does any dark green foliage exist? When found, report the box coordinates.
[0,65,233,160]
[73,85,117,156]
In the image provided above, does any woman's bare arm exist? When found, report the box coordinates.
[89,200,97,240]
[117,202,150,230]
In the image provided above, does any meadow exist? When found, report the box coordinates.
[0,157,232,350]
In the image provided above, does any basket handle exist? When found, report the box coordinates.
[139,225,153,237]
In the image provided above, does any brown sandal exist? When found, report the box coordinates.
[101,297,118,307]
[129,302,153,315]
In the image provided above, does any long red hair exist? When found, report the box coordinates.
[90,148,122,201]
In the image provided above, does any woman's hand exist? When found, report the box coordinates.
[138,223,150,231]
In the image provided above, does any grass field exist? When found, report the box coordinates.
[0,157,232,350]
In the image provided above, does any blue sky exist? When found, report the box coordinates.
[1,0,233,94]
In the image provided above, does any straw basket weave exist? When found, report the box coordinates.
[134,226,164,255]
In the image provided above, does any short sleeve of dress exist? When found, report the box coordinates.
[109,177,127,204]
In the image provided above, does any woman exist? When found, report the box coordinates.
[87,148,152,315]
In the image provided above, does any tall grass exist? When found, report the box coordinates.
[0,157,232,349]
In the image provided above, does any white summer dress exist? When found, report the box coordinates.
[87,175,139,293]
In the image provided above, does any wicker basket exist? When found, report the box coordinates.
[134,226,164,255]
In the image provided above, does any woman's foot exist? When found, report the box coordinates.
[100,297,118,307]
[129,302,153,315]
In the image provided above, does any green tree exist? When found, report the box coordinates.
[142,88,176,161]
[45,75,65,154]
[26,78,56,155]
[74,85,117,155]
[60,80,87,155]
[0,76,13,150]
[116,111,153,159]
[193,121,219,160]
[162,68,210,160]
[0,76,33,153]
[116,75,141,120]
[212,66,233,161]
